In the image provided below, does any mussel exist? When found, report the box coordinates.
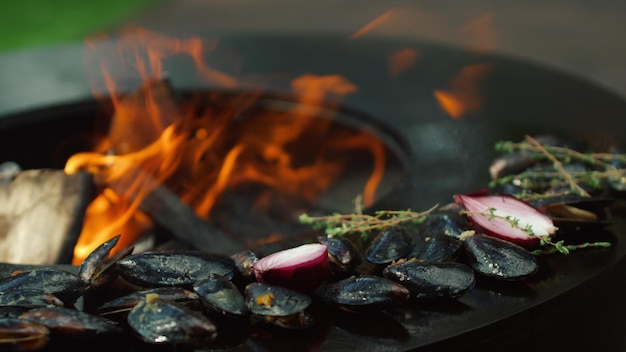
[0,289,64,308]
[97,287,201,321]
[0,269,89,304]
[317,234,362,277]
[193,274,249,319]
[314,275,410,313]
[365,226,413,265]
[382,259,475,298]
[19,306,122,339]
[245,282,313,329]
[127,293,217,346]
[116,250,235,288]
[415,234,462,263]
[230,250,259,282]
[461,232,538,281]
[0,318,49,351]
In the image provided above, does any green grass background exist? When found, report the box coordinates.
[0,0,159,52]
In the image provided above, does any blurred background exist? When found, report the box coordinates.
[2,0,626,99]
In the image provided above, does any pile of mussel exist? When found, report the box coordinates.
[0,135,622,350]
[0,211,547,350]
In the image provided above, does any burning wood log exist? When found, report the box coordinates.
[0,169,92,265]
[138,184,244,254]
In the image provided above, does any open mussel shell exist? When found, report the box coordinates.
[245,283,314,330]
[314,275,410,313]
[127,294,217,346]
[536,196,615,232]
[245,282,311,317]
[365,226,413,265]
[0,318,49,351]
[383,259,475,299]
[19,306,122,339]
[0,269,89,304]
[116,250,235,288]
[317,234,362,277]
[78,235,121,283]
[193,274,249,319]
[97,287,201,321]
[230,250,259,282]
[461,232,538,281]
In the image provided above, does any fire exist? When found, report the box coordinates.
[433,63,492,119]
[66,30,388,264]
[350,8,398,39]
[388,48,419,76]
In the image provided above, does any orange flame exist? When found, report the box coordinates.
[66,31,388,263]
[350,8,398,39]
[388,48,419,76]
[460,11,497,53]
[433,62,492,119]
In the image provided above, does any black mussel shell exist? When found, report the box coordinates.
[116,250,235,288]
[416,234,462,262]
[0,318,50,351]
[19,306,122,339]
[365,226,413,265]
[462,233,538,281]
[230,250,259,281]
[245,282,311,317]
[193,274,249,319]
[0,269,89,304]
[127,295,216,346]
[314,275,410,312]
[317,235,362,277]
[97,287,201,320]
[0,289,64,308]
[78,235,121,283]
[418,204,470,239]
[383,259,475,298]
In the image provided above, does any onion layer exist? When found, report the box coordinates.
[253,243,329,292]
[454,194,558,247]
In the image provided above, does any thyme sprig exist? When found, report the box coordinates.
[531,241,612,255]
[524,135,590,197]
[298,202,438,238]
[492,135,626,199]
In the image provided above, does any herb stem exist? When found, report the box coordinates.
[524,135,590,197]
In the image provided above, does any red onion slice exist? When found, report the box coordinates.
[454,194,558,247]
[253,243,329,292]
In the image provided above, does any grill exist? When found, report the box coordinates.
[0,34,625,351]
